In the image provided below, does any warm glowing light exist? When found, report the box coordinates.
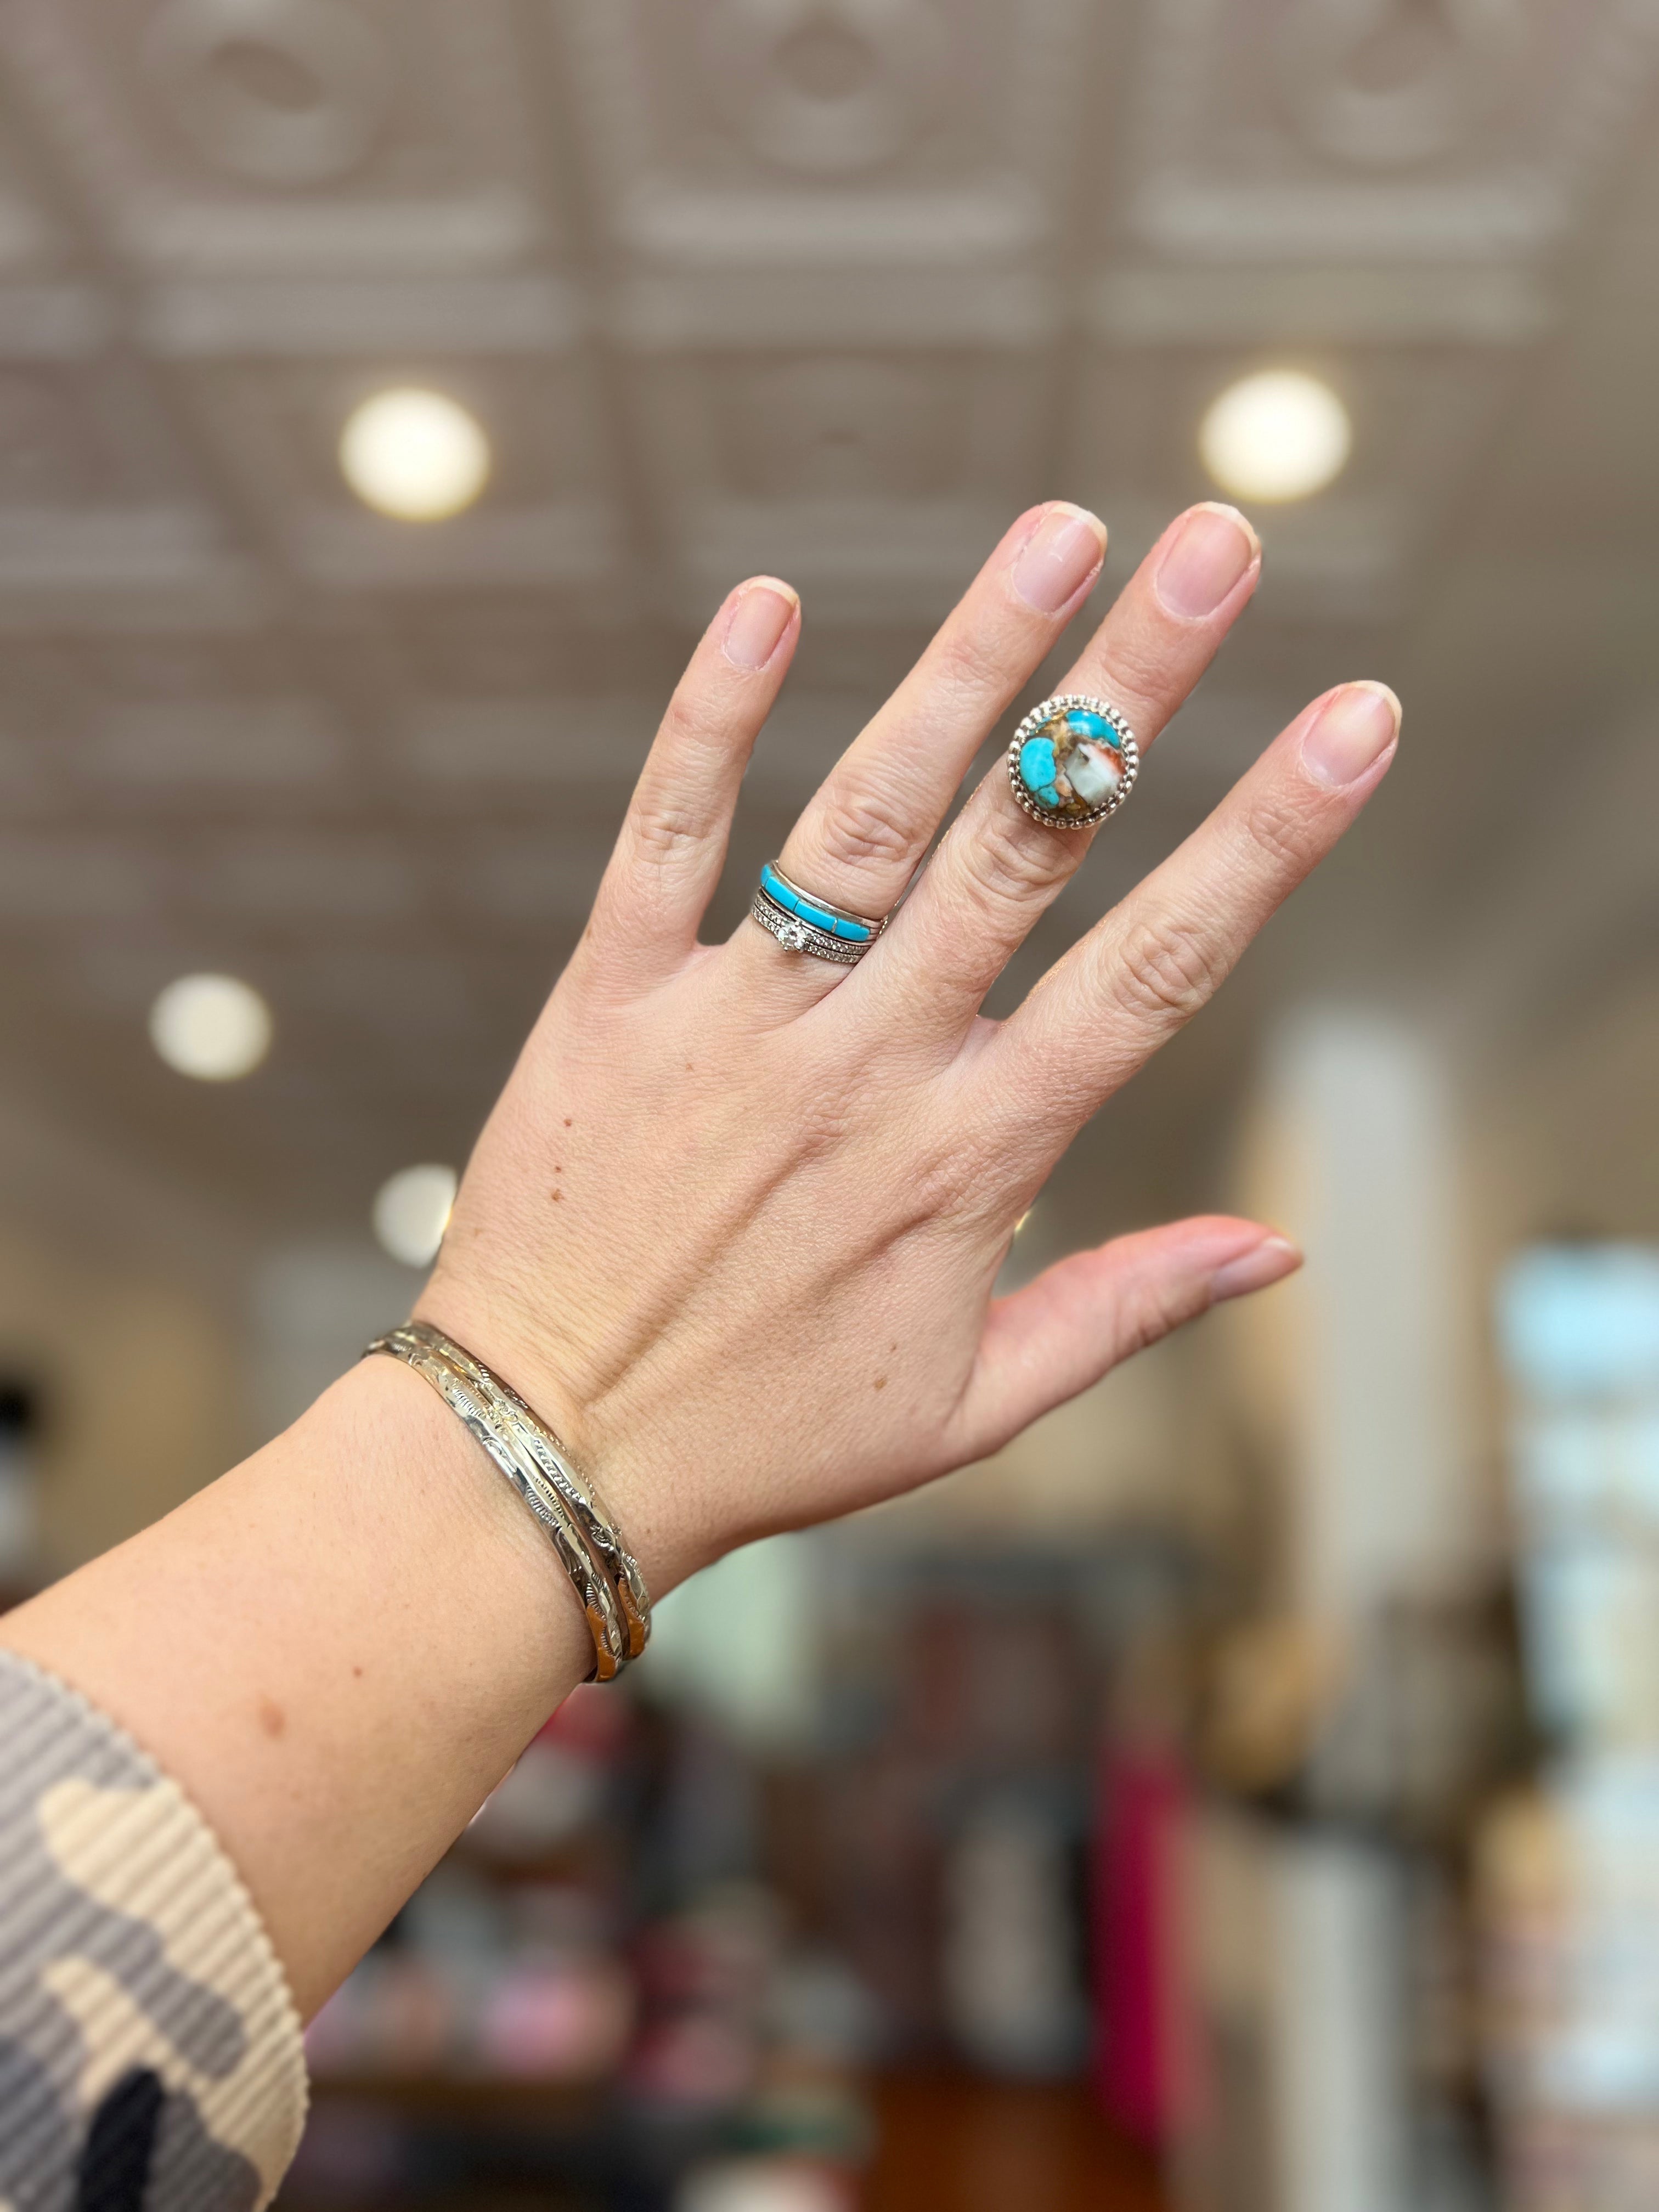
[339,387,490,521]
[1199,370,1351,504]
[149,973,272,1081]
[374,1164,458,1268]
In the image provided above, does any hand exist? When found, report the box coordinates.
[0,499,1401,2022]
[424,500,1400,1593]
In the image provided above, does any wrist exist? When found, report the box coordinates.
[413,1271,709,1602]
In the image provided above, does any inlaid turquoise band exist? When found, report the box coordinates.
[759,862,881,945]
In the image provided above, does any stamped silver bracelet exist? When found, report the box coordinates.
[365,1321,651,1682]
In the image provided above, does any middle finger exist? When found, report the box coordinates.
[872,501,1261,1036]
[732,500,1108,1008]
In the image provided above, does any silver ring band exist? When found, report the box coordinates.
[749,861,888,966]
[751,889,867,964]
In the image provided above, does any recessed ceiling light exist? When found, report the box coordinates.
[1199,370,1352,504]
[373,1164,458,1268]
[149,973,273,1081]
[339,387,490,521]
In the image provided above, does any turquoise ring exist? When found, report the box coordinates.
[750,862,888,967]
[1007,693,1139,830]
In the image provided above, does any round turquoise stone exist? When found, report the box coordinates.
[1014,709,1124,821]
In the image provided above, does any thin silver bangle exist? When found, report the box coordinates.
[399,1321,651,1662]
[365,1321,651,1681]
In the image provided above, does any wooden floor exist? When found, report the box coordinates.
[864,2075,1169,2212]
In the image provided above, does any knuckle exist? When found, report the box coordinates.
[1112,912,1220,1026]
[964,807,1068,914]
[1118,1273,1198,1360]
[628,797,707,874]
[1087,640,1164,729]
[899,1137,969,1226]
[1242,785,1314,874]
[815,771,917,871]
[927,625,1005,721]
[657,690,726,768]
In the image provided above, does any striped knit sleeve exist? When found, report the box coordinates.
[0,1648,308,2211]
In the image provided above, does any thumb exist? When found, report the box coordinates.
[950,1214,1300,1466]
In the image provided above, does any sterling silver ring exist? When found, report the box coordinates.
[750,861,888,966]
[1007,693,1139,830]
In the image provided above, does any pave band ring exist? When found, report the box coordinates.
[1007,693,1139,830]
[750,861,888,966]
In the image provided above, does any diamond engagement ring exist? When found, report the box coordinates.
[749,861,888,967]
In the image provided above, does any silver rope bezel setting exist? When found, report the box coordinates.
[1006,693,1140,831]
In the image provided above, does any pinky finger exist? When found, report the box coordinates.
[945,1216,1300,1466]
[589,577,800,985]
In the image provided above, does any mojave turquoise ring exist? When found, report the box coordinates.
[750,861,888,967]
[1007,693,1139,830]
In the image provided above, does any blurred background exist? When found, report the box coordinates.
[0,2,1657,2208]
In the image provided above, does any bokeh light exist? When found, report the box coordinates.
[373,1163,458,1267]
[339,387,490,521]
[149,973,273,1081]
[1199,369,1352,503]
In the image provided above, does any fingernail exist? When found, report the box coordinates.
[1211,1234,1301,1303]
[1011,503,1107,614]
[723,578,798,672]
[1300,681,1402,789]
[1154,503,1259,619]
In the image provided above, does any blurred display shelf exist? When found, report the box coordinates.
[286,2070,1165,2212]
[865,2073,1168,2212]
[305,2074,606,2114]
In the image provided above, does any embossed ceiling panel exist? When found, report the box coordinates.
[556,0,1096,264]
[635,346,1053,617]
[180,349,623,588]
[1,0,552,271]
[0,353,252,614]
[1071,345,1513,617]
[1125,0,1659,260]
[91,696,346,788]
[0,1,1649,1260]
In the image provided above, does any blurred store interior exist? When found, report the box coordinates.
[2,4,1659,2209]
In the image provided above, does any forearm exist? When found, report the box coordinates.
[0,1353,593,2018]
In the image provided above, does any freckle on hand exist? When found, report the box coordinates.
[257,1697,286,1739]
[873,1375,887,1391]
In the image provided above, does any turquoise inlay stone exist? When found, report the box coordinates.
[1019,736,1060,809]
[761,865,873,942]
[1015,709,1124,821]
[1065,709,1113,741]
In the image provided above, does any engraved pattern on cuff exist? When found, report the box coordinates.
[366,1323,648,1681]
[400,1321,651,1661]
